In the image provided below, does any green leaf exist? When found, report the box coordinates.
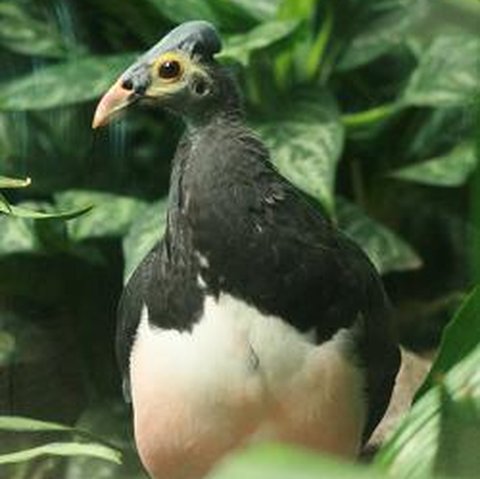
[0,442,121,466]
[145,0,218,24]
[225,0,280,21]
[0,53,137,111]
[415,286,480,400]
[0,214,39,256]
[337,0,430,71]
[122,199,167,283]
[55,191,147,242]
[375,344,480,479]
[208,443,383,479]
[403,33,480,107]
[392,143,477,187]
[255,91,344,214]
[337,200,422,274]
[220,20,300,65]
[0,2,77,58]
[0,416,71,433]
[5,204,92,220]
[0,175,31,189]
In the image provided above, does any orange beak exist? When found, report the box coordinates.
[92,79,134,129]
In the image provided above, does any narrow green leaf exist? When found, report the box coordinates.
[392,143,477,187]
[0,416,71,433]
[220,20,300,65]
[0,175,31,189]
[337,200,422,274]
[255,90,344,214]
[145,0,218,24]
[0,442,121,465]
[375,345,480,479]
[6,204,92,220]
[55,191,147,242]
[122,199,168,283]
[403,33,480,107]
[0,54,137,111]
[415,286,480,400]
[208,443,383,479]
[338,0,430,71]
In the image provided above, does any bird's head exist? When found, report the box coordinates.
[93,21,240,129]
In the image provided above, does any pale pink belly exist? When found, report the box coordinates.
[130,298,366,479]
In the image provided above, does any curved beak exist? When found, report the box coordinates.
[92,79,135,129]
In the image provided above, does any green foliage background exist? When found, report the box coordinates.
[0,0,479,478]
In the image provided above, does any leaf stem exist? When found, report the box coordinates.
[342,103,399,129]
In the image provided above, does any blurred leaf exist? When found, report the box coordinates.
[434,385,480,478]
[337,200,422,274]
[0,213,39,255]
[0,442,121,465]
[122,199,167,282]
[145,0,218,24]
[277,0,317,21]
[392,143,477,187]
[0,53,137,111]
[415,286,480,399]
[256,90,344,214]
[221,20,299,65]
[55,191,147,242]
[0,2,76,58]
[375,344,480,479]
[403,33,480,107]
[0,331,15,365]
[226,0,280,21]
[0,175,31,188]
[208,443,382,479]
[338,0,430,71]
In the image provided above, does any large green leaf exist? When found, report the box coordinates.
[255,91,344,214]
[337,0,430,71]
[122,199,168,282]
[392,143,477,187]
[337,200,421,274]
[145,0,218,24]
[220,20,300,65]
[55,191,147,242]
[208,443,382,479]
[0,442,121,465]
[415,286,480,399]
[0,53,137,111]
[402,33,480,107]
[375,344,480,479]
[0,2,78,58]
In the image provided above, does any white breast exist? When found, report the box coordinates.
[130,292,367,479]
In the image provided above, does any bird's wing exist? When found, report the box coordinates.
[116,242,162,402]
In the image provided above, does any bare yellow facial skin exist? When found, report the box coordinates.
[146,52,207,98]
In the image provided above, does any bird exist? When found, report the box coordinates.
[92,21,400,479]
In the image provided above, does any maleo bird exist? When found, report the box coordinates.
[92,21,400,479]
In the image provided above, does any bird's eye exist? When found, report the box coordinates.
[158,60,182,80]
